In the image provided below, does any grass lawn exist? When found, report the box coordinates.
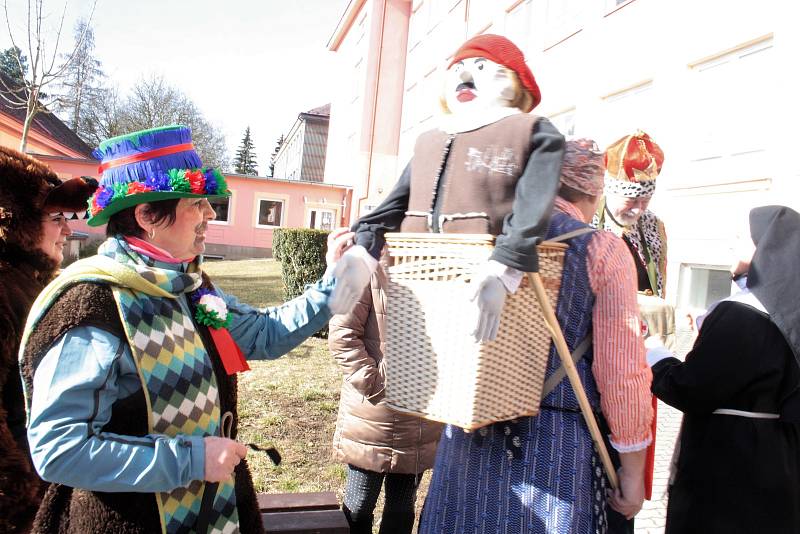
[203,259,431,531]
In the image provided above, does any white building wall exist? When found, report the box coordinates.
[272,121,306,181]
[324,3,373,193]
[398,0,792,313]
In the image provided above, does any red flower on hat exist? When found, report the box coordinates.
[186,169,206,194]
[449,34,541,111]
[126,182,152,195]
[90,196,102,216]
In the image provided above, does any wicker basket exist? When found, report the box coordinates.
[383,232,568,430]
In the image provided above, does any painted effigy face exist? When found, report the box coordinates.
[444,57,516,116]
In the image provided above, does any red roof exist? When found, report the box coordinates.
[0,72,94,158]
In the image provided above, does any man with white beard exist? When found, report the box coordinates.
[593,131,667,299]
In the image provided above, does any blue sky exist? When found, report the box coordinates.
[2,0,352,171]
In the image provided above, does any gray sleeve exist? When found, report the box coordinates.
[490,118,565,272]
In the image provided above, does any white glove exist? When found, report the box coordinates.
[325,227,355,269]
[645,336,673,367]
[470,270,508,342]
[329,245,378,315]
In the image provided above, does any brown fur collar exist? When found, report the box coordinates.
[0,256,54,532]
[22,279,265,534]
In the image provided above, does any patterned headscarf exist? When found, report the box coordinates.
[560,138,605,196]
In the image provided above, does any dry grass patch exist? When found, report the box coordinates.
[204,258,432,532]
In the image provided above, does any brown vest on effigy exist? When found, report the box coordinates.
[401,113,539,235]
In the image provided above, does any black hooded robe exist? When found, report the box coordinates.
[651,300,800,533]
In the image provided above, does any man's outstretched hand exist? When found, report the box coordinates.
[329,243,377,315]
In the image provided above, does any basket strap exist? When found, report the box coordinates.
[548,227,595,243]
[541,334,593,398]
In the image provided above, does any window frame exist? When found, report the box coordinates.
[208,189,233,225]
[604,0,638,17]
[307,207,337,230]
[254,195,288,229]
[676,263,734,311]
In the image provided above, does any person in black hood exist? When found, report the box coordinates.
[647,205,800,534]
[0,146,97,534]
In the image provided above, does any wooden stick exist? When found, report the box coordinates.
[528,272,619,490]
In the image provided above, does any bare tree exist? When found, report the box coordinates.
[79,84,122,147]
[117,75,229,170]
[0,0,97,152]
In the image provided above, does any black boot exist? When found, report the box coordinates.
[343,504,375,534]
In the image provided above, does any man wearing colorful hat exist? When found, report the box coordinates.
[19,125,354,533]
[418,139,653,534]
[593,131,667,298]
[332,34,564,342]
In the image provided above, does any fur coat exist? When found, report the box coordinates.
[0,250,56,533]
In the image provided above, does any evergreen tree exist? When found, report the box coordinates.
[0,46,28,87]
[269,134,284,177]
[56,19,105,144]
[233,126,258,175]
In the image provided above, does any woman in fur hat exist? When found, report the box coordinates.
[0,147,97,533]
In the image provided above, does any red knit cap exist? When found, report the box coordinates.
[448,34,541,111]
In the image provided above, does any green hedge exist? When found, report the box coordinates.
[272,228,330,337]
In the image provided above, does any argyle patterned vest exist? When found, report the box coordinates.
[21,237,239,534]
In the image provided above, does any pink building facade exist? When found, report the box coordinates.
[325,0,411,219]
[202,174,352,259]
[50,168,353,260]
[0,106,353,260]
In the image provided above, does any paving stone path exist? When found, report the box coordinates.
[634,326,697,533]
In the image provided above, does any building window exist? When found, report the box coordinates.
[209,197,230,223]
[683,37,774,185]
[677,264,733,311]
[534,0,585,49]
[549,108,576,137]
[308,209,335,230]
[466,0,494,36]
[504,0,532,49]
[256,199,285,227]
[598,80,654,147]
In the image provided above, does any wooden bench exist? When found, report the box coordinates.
[259,492,349,534]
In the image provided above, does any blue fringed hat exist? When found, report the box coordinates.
[87,125,229,227]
